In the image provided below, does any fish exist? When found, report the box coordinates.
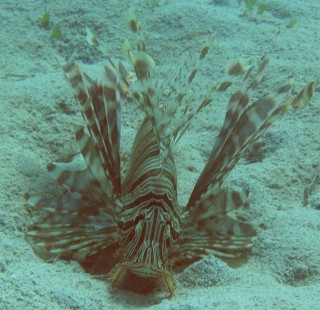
[25,12,314,297]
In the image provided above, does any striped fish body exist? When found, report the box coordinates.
[112,116,180,292]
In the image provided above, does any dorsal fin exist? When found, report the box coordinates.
[125,12,233,152]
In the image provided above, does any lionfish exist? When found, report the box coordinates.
[26,12,313,296]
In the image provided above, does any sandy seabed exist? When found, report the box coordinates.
[0,0,319,309]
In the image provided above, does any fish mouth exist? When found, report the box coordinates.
[126,262,166,278]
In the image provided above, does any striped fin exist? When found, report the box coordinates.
[188,56,292,207]
[171,187,254,262]
[46,154,88,191]
[163,35,217,147]
[26,131,120,261]
[26,60,132,260]
[185,186,250,223]
[131,36,226,150]
[189,78,314,207]
[126,15,231,151]
[176,58,314,261]
[61,60,131,197]
[26,192,119,261]
[172,216,254,263]
[46,152,112,203]
[74,127,115,198]
[291,81,314,109]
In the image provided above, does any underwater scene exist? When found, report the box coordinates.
[0,0,319,309]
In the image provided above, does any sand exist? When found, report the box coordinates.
[0,0,319,309]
